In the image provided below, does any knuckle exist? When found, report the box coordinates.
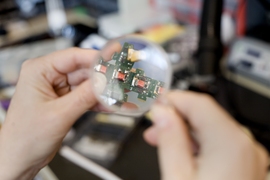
[21,59,33,69]
[67,47,80,55]
[20,59,35,75]
[65,47,82,62]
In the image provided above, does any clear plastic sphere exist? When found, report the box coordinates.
[90,35,172,116]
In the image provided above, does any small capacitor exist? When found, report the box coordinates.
[135,79,146,88]
[115,72,126,81]
[95,64,107,74]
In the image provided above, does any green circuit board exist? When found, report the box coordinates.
[95,42,165,104]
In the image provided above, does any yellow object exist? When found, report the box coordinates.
[140,24,184,44]
[145,111,153,121]
[130,68,136,73]
[127,49,141,62]
[95,113,135,127]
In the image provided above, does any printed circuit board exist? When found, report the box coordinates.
[95,42,164,104]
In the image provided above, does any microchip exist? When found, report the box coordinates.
[115,72,126,81]
[135,79,146,89]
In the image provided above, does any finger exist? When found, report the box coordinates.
[144,125,200,154]
[151,104,194,180]
[256,143,269,179]
[55,75,107,128]
[101,41,122,61]
[167,91,243,147]
[91,103,112,112]
[120,102,138,111]
[67,68,90,86]
[143,126,158,146]
[44,48,99,74]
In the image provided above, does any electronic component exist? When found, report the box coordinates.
[94,42,165,104]
[134,79,147,89]
[95,64,107,74]
[115,71,126,81]
[154,86,164,94]
[127,49,141,62]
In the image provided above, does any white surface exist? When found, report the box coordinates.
[98,9,175,39]
[0,86,16,99]
[96,114,135,128]
[0,104,5,124]
[227,38,270,86]
[47,10,67,35]
[221,13,235,45]
[119,0,152,20]
[60,146,122,180]
[45,0,67,35]
[35,166,58,180]
[73,136,118,160]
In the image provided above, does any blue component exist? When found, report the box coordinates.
[246,48,260,58]
[92,45,100,50]
[240,60,253,69]
[124,41,147,50]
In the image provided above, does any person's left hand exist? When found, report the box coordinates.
[0,47,115,180]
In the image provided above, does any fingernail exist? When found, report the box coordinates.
[151,104,168,128]
[93,72,107,94]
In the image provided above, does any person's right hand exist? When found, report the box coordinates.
[144,91,269,180]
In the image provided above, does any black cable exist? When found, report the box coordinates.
[196,0,224,76]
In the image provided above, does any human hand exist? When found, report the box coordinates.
[144,91,269,180]
[0,47,119,180]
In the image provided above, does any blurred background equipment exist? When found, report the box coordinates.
[195,0,223,79]
[98,0,175,38]
[45,0,67,36]
[224,37,270,151]
[0,38,72,84]
[63,112,138,167]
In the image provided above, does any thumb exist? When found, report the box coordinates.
[56,73,107,125]
[151,104,195,180]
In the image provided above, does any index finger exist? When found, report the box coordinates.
[44,47,99,74]
[166,91,243,145]
[44,42,122,74]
